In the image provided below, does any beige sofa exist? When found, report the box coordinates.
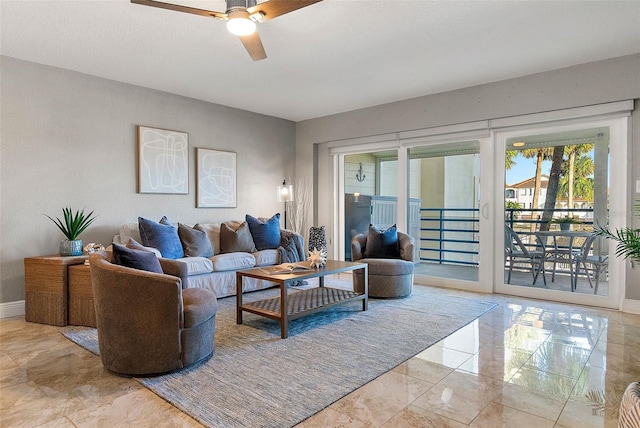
[113,221,305,298]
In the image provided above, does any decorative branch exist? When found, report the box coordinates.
[286,177,312,240]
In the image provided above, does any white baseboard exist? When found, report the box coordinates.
[622,298,640,314]
[0,300,25,319]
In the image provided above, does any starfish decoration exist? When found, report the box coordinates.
[307,247,327,268]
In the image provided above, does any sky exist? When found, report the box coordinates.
[506,154,550,186]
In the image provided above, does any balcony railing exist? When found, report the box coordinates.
[420,207,595,266]
[420,208,479,266]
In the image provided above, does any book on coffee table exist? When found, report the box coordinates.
[261,263,313,275]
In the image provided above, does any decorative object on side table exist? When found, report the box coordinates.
[83,242,105,255]
[307,247,327,268]
[308,225,327,254]
[44,207,98,256]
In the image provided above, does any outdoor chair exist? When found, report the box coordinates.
[504,224,546,285]
[572,234,608,294]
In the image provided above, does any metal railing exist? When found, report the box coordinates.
[505,208,594,230]
[420,208,479,266]
[420,207,595,266]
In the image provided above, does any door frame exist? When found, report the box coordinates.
[493,115,629,309]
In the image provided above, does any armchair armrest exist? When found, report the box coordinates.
[351,234,367,261]
[159,258,189,289]
[398,232,415,262]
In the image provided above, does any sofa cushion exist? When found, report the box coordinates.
[246,213,281,251]
[138,216,184,259]
[118,222,142,245]
[126,237,162,258]
[220,221,256,253]
[194,223,221,255]
[178,223,214,258]
[210,252,256,272]
[111,243,163,273]
[178,257,214,275]
[253,249,278,267]
[364,224,401,259]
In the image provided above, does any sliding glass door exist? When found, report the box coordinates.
[407,141,481,284]
[340,139,492,291]
[495,118,626,308]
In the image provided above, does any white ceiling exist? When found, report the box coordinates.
[2,0,639,122]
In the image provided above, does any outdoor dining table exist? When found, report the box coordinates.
[534,230,593,291]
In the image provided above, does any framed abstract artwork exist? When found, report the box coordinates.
[196,148,237,208]
[137,125,189,194]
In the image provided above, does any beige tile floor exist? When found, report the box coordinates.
[1,286,639,427]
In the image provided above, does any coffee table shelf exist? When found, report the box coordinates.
[242,287,363,319]
[236,260,368,338]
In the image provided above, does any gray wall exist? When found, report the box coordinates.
[296,54,640,300]
[0,56,295,304]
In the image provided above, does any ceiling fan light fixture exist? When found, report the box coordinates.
[226,9,256,36]
[249,11,266,23]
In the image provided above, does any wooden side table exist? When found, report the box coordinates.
[24,255,87,326]
[68,263,96,327]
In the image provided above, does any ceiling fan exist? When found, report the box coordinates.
[131,0,323,61]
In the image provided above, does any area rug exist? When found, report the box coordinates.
[62,283,498,428]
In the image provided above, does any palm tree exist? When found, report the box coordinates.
[559,154,595,204]
[522,148,554,231]
[505,150,518,170]
[562,144,594,208]
[540,146,565,231]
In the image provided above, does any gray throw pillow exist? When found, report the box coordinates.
[112,243,163,273]
[220,221,256,253]
[126,237,162,258]
[178,223,214,257]
[364,224,401,259]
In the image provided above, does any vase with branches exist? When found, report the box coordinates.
[286,177,311,240]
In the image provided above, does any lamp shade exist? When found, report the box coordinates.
[277,181,294,202]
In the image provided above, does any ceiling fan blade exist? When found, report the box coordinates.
[130,0,227,19]
[239,31,267,61]
[247,0,323,22]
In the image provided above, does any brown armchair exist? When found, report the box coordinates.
[351,230,415,298]
[89,251,217,376]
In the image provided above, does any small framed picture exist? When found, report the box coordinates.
[137,126,189,194]
[196,148,237,207]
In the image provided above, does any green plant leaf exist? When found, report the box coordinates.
[44,207,97,240]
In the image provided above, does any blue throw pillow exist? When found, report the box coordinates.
[138,216,184,259]
[364,224,401,258]
[246,213,281,251]
[112,243,163,273]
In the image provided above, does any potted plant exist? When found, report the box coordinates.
[594,201,640,263]
[45,207,97,256]
[552,216,580,231]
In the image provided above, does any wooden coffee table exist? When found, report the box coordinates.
[236,260,368,338]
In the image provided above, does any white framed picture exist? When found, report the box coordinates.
[196,148,236,208]
[137,125,189,194]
